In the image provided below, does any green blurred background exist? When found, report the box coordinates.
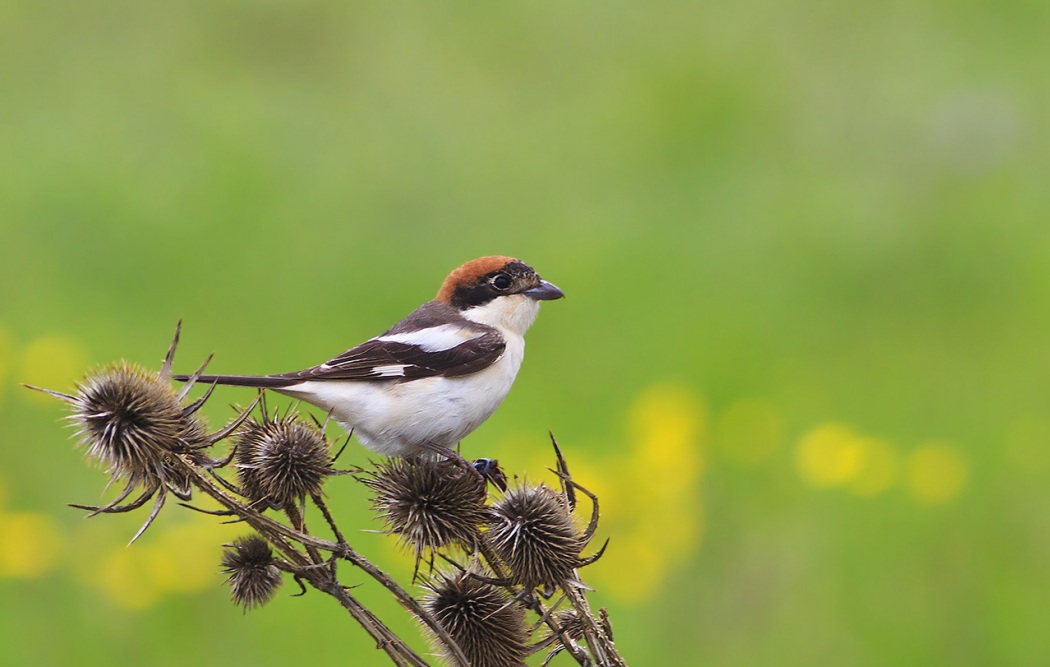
[2,1,1049,665]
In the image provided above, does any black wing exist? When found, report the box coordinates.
[284,329,506,382]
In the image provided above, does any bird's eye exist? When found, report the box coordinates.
[491,274,512,291]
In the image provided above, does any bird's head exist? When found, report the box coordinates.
[436,256,564,334]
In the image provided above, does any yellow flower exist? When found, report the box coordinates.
[906,443,968,505]
[605,537,669,604]
[0,512,64,579]
[795,423,866,487]
[627,382,706,486]
[848,437,898,497]
[592,383,706,604]
[20,334,89,405]
[92,547,166,610]
[79,519,234,609]
[148,521,231,594]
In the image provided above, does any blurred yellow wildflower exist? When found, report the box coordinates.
[20,333,89,405]
[795,424,900,497]
[593,382,706,604]
[91,546,166,610]
[79,519,234,609]
[606,538,668,603]
[566,461,614,525]
[906,442,968,505]
[716,399,783,465]
[795,423,866,487]
[0,512,64,578]
[627,382,707,482]
[148,521,232,594]
[848,437,898,497]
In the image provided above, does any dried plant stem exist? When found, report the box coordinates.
[311,489,469,664]
[563,579,624,667]
[311,491,348,545]
[302,560,429,667]
[335,542,469,666]
[284,503,327,568]
[534,597,594,666]
[175,454,436,666]
[176,454,330,551]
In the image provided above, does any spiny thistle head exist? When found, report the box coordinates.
[359,458,489,558]
[488,483,584,589]
[68,363,208,484]
[235,412,332,509]
[424,570,529,667]
[28,325,247,543]
[221,535,283,611]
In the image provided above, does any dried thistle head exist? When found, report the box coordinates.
[27,323,253,543]
[488,483,584,589]
[235,410,332,509]
[67,362,209,484]
[359,458,489,561]
[424,570,529,667]
[221,535,283,610]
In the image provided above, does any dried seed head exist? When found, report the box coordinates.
[360,458,488,559]
[30,325,251,544]
[69,363,208,484]
[488,484,583,589]
[221,535,283,610]
[235,412,332,509]
[424,570,529,667]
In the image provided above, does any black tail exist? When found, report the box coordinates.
[171,373,299,388]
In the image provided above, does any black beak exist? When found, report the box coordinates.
[523,280,564,301]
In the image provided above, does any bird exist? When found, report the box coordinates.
[174,256,563,459]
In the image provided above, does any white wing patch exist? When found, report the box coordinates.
[376,324,486,353]
[370,364,410,377]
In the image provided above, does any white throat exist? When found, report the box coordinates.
[461,294,541,337]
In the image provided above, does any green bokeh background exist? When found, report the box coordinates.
[3,2,1049,665]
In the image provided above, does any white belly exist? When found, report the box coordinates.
[277,336,525,458]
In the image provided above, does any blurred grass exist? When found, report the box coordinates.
[3,1,1050,665]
